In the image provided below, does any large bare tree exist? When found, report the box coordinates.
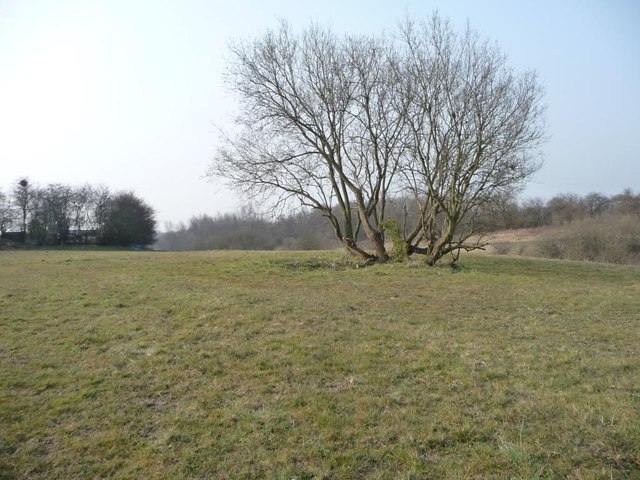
[397,16,546,264]
[209,14,546,264]
[208,22,407,260]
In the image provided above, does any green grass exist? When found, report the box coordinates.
[1,250,639,479]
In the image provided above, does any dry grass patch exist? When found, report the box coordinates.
[487,214,640,265]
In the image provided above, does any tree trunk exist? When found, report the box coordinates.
[341,238,376,260]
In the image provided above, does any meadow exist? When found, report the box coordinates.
[1,250,639,479]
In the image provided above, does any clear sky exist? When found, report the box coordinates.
[1,0,638,228]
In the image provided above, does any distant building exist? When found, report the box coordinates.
[0,231,26,243]
[1,230,99,246]
[65,229,99,245]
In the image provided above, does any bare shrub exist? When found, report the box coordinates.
[577,231,606,261]
[537,239,563,259]
[492,242,511,255]
[530,214,640,265]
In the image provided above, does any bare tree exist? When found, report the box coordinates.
[0,189,15,236]
[44,184,75,244]
[19,183,75,245]
[12,179,33,236]
[583,192,611,218]
[208,22,408,261]
[547,193,583,225]
[69,184,93,233]
[87,185,112,231]
[11,182,104,245]
[516,198,550,228]
[398,15,546,264]
[210,14,546,264]
[612,188,640,216]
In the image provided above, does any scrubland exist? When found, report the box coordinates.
[489,214,640,266]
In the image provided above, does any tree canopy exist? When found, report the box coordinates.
[98,192,157,247]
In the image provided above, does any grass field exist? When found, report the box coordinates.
[1,250,639,479]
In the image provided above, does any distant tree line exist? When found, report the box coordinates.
[0,179,156,247]
[156,206,337,251]
[486,189,640,230]
[156,189,639,253]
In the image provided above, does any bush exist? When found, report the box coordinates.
[530,214,640,265]
[577,232,606,261]
[492,242,511,255]
[537,239,562,259]
[381,219,408,262]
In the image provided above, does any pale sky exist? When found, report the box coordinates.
[1,0,638,228]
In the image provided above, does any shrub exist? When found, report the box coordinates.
[381,219,409,262]
[492,242,511,255]
[537,239,562,259]
[530,214,640,265]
